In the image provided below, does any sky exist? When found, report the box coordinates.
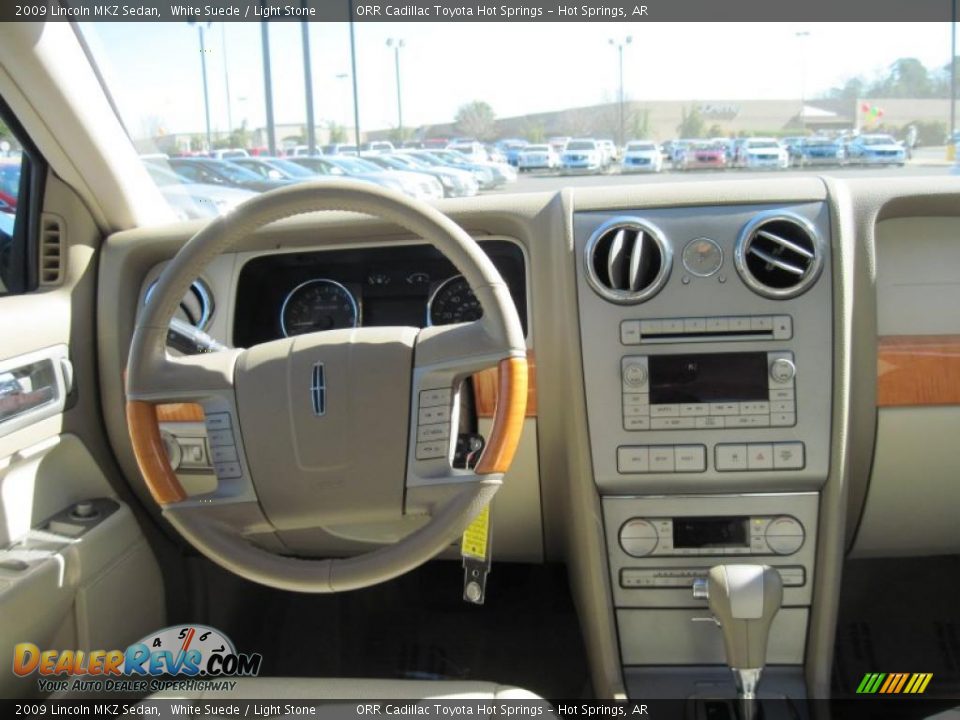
[79,22,954,139]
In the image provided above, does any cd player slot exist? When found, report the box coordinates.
[620,315,793,345]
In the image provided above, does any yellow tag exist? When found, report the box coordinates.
[461,505,490,560]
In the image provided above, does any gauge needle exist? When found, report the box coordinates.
[175,627,195,672]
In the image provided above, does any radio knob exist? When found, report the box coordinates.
[770,358,796,383]
[764,515,805,555]
[619,518,659,557]
[623,363,648,387]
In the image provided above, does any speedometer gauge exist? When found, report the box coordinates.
[427,275,483,326]
[280,279,359,336]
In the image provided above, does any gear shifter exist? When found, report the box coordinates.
[694,565,783,719]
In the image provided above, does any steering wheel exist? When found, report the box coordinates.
[125,181,527,592]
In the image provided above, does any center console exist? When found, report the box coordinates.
[574,203,832,701]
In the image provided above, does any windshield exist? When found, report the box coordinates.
[78,20,955,207]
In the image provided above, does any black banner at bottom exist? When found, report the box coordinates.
[2,698,960,720]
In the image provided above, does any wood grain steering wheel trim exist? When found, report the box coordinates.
[127,400,186,505]
[475,356,529,475]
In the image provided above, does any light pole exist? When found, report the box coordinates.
[335,73,351,131]
[608,36,632,149]
[221,23,233,136]
[188,22,213,151]
[260,18,276,156]
[795,31,811,133]
[386,38,406,143]
[301,17,317,155]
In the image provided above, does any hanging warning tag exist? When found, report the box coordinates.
[461,504,492,605]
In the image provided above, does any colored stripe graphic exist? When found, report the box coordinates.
[856,672,932,694]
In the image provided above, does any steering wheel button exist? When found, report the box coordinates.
[418,406,451,425]
[207,429,235,447]
[210,445,238,464]
[419,388,451,408]
[204,413,231,431]
[416,441,448,460]
[417,423,450,442]
[214,462,242,479]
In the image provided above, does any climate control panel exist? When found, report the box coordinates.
[618,514,806,558]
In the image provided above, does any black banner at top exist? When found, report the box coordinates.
[0,0,956,22]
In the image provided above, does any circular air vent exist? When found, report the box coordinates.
[734,212,823,299]
[144,278,214,330]
[584,218,672,304]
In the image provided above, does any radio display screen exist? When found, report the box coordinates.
[673,517,749,548]
[649,352,768,404]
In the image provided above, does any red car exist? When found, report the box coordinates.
[677,141,728,170]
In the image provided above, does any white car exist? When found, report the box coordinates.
[447,140,489,163]
[597,139,617,166]
[737,138,789,169]
[561,139,604,174]
[620,141,663,173]
[517,144,560,171]
[209,148,249,160]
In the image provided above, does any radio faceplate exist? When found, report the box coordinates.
[621,350,796,432]
[574,202,832,494]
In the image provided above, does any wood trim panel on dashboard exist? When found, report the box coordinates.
[877,335,960,407]
[473,351,537,418]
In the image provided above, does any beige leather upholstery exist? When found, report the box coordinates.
[149,677,543,702]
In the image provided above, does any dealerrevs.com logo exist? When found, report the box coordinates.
[13,625,262,694]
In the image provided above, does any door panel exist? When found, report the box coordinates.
[0,100,165,697]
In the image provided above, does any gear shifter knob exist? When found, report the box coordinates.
[706,564,783,673]
[701,565,782,717]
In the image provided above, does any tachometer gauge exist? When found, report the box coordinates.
[280,279,359,336]
[427,275,483,326]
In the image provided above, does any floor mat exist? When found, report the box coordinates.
[192,559,592,699]
[832,556,960,700]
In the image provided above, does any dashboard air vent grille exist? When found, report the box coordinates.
[735,212,823,299]
[39,214,65,286]
[585,219,672,304]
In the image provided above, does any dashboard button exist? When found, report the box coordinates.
[747,443,774,470]
[684,318,706,333]
[213,462,242,480]
[652,417,695,430]
[640,319,663,335]
[210,445,238,464]
[770,388,795,402]
[706,317,729,332]
[740,401,770,415]
[771,401,794,413]
[418,406,451,424]
[771,412,797,427]
[624,404,650,417]
[716,444,748,471]
[651,404,680,418]
[617,446,650,473]
[680,404,709,417]
[205,413,231,431]
[662,319,685,334]
[417,423,450,442]
[619,519,659,557]
[729,317,751,332]
[727,415,770,428]
[622,361,649,390]
[696,416,725,429]
[751,316,774,331]
[419,388,451,408]
[773,316,793,339]
[624,416,651,430]
[710,403,739,416]
[207,429,235,447]
[620,321,641,345]
[623,393,650,406]
[674,445,706,472]
[416,441,448,460]
[773,442,805,469]
[649,447,675,472]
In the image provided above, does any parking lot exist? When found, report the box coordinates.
[495,150,954,194]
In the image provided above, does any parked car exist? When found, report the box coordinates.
[735,138,789,169]
[421,149,517,186]
[561,139,604,174]
[793,137,846,167]
[209,148,249,160]
[843,134,907,166]
[401,150,497,190]
[548,136,571,153]
[677,141,728,170]
[620,141,663,173]
[780,136,806,164]
[144,162,257,220]
[289,155,443,200]
[321,143,359,155]
[360,141,396,153]
[363,154,479,198]
[158,157,292,192]
[668,139,696,167]
[227,156,327,183]
[447,140,489,164]
[597,139,618,166]
[517,144,561,171]
[497,139,530,167]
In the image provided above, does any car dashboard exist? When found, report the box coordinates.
[97,176,960,700]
